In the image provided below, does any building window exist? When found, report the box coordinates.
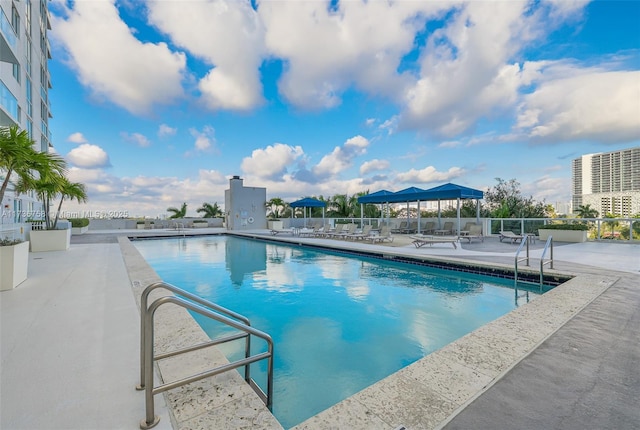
[12,63,20,83]
[11,5,20,35]
[26,0,32,36]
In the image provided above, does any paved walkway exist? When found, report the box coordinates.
[1,229,638,429]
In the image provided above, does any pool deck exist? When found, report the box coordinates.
[1,228,638,429]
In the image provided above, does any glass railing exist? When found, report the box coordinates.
[1,80,19,121]
[1,9,17,50]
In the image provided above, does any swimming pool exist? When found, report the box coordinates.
[134,235,547,429]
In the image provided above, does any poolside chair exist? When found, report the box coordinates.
[410,234,458,249]
[346,224,373,241]
[404,221,418,234]
[299,224,322,237]
[335,223,358,239]
[391,221,408,234]
[421,221,436,235]
[325,223,345,238]
[499,230,524,243]
[271,227,295,236]
[460,224,484,243]
[365,225,394,244]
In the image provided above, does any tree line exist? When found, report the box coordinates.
[266,178,630,220]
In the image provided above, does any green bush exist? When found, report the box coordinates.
[69,218,90,228]
[538,223,589,231]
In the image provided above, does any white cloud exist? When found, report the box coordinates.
[360,159,390,175]
[158,124,177,138]
[313,135,370,178]
[241,143,305,181]
[66,144,111,168]
[396,166,465,184]
[146,0,265,110]
[62,168,229,218]
[516,69,640,144]
[188,126,216,153]
[401,1,533,137]
[259,1,443,109]
[51,0,186,115]
[121,132,152,148]
[67,132,87,144]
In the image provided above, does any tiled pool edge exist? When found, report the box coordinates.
[292,274,617,430]
[118,237,283,430]
[120,235,617,430]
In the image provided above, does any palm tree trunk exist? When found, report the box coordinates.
[0,168,13,204]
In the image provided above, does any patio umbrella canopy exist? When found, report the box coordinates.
[289,197,326,226]
[358,183,485,234]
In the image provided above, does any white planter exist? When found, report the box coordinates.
[29,229,71,252]
[268,220,283,230]
[71,226,89,235]
[0,241,29,291]
[137,224,145,229]
[538,229,587,243]
[192,222,208,228]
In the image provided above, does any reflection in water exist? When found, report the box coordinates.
[134,236,544,429]
[225,237,266,286]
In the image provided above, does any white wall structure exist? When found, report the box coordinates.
[1,0,53,227]
[224,176,266,230]
[572,147,640,216]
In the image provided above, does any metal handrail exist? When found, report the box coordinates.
[137,281,252,389]
[539,236,554,286]
[514,234,531,284]
[137,284,274,429]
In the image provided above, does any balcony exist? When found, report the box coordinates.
[1,9,19,64]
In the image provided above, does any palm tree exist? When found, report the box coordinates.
[15,167,87,230]
[0,125,67,204]
[576,204,599,218]
[52,179,88,228]
[167,202,188,219]
[197,202,222,218]
[266,197,287,219]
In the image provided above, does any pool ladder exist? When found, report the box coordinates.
[514,235,554,287]
[136,281,274,429]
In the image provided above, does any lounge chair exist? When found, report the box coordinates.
[460,224,484,243]
[410,234,458,249]
[403,221,418,234]
[434,221,454,235]
[299,224,322,237]
[270,227,295,236]
[421,221,436,235]
[345,224,373,241]
[334,223,358,239]
[499,230,523,243]
[391,221,408,234]
[325,223,345,238]
[365,225,394,243]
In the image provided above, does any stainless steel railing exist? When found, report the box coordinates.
[539,236,554,286]
[514,235,554,288]
[137,282,274,429]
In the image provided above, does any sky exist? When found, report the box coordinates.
[46,0,640,218]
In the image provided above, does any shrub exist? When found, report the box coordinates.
[538,223,589,231]
[0,238,24,246]
[69,218,90,228]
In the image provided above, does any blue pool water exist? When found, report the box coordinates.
[134,235,543,429]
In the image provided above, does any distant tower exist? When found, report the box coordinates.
[224,176,267,230]
[572,147,640,216]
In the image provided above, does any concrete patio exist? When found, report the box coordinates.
[1,228,638,429]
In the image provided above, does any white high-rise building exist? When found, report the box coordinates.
[571,147,640,217]
[1,0,53,223]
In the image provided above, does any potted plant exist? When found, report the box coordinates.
[0,237,29,291]
[6,128,88,251]
[69,218,90,235]
[538,223,589,242]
